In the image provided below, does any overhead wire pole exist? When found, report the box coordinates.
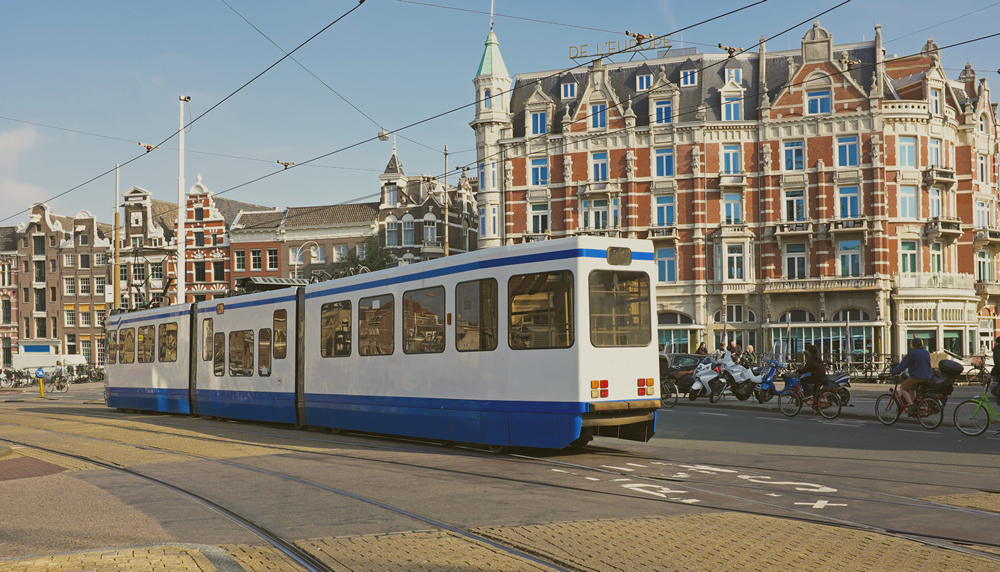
[113,165,121,311]
[177,96,190,306]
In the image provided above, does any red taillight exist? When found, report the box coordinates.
[600,380,608,388]
[637,378,645,387]
[638,388,646,396]
[600,389,608,398]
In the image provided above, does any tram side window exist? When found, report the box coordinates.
[120,328,135,364]
[403,287,445,354]
[456,279,498,352]
[273,310,287,359]
[137,325,156,363]
[229,330,254,377]
[202,319,213,361]
[213,333,225,377]
[158,322,178,362]
[107,330,117,364]
[509,271,574,350]
[359,294,394,356]
[258,329,271,376]
[321,301,352,357]
[589,270,652,347]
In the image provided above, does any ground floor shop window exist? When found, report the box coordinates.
[768,325,879,359]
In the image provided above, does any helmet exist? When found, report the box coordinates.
[56,361,62,365]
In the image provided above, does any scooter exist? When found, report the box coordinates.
[825,371,851,405]
[752,360,785,403]
[716,351,758,402]
[688,357,725,401]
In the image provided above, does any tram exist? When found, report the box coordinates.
[105,237,660,450]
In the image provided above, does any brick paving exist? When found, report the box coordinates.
[221,544,308,571]
[0,546,218,572]
[922,492,1000,513]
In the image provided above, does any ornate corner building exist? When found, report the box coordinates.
[472,22,999,358]
[0,227,18,367]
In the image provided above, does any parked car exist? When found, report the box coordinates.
[660,353,703,393]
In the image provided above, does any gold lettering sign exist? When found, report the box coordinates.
[569,37,670,60]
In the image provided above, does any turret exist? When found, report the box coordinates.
[470,29,512,248]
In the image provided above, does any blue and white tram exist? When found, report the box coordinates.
[105,237,660,450]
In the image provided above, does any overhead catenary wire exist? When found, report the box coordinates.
[0,0,368,224]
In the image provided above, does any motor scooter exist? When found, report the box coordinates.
[716,351,758,402]
[752,360,785,403]
[825,371,851,405]
[688,356,725,401]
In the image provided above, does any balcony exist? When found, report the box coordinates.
[763,276,883,294]
[882,100,929,118]
[647,224,678,240]
[973,227,1000,245]
[774,220,813,237]
[829,217,867,233]
[923,166,956,186]
[708,281,757,296]
[521,232,550,243]
[420,240,444,255]
[576,228,622,238]
[713,222,751,238]
[719,173,747,188]
[894,273,975,290]
[975,281,1000,297]
[924,217,963,242]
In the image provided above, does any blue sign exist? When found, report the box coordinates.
[35,368,45,378]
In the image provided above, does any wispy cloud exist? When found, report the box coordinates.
[0,125,41,170]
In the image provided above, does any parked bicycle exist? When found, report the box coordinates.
[952,392,1000,436]
[660,379,678,408]
[777,372,842,419]
[964,356,990,387]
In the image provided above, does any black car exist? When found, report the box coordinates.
[660,353,703,393]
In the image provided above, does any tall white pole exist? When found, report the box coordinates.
[443,145,449,257]
[177,96,190,305]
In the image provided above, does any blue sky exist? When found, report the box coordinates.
[1,0,998,224]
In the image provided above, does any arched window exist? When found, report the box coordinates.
[779,310,816,323]
[484,89,492,109]
[658,312,694,326]
[832,309,871,321]
[980,114,987,132]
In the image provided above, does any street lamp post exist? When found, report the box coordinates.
[292,241,320,281]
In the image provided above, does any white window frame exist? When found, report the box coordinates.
[333,244,348,262]
[784,189,805,221]
[681,69,696,87]
[64,310,76,327]
[726,68,741,84]
[80,311,92,327]
[531,111,547,135]
[723,96,741,121]
[783,141,804,171]
[723,193,742,224]
[79,277,91,296]
[63,254,75,268]
[268,249,279,270]
[838,186,860,218]
[656,247,676,283]
[899,136,917,168]
[655,148,674,178]
[385,185,398,207]
[837,136,858,167]
[899,186,918,219]
[95,276,106,295]
[806,89,831,114]
[235,250,246,271]
[591,152,608,182]
[251,249,262,270]
[839,240,862,277]
[423,219,437,243]
[655,100,672,125]
[785,243,807,280]
[150,262,163,280]
[63,277,75,296]
[637,74,652,91]
[655,195,675,226]
[386,220,399,246]
[722,145,740,175]
[726,244,745,280]
[929,138,941,168]
[402,219,415,246]
[930,88,941,115]
[930,242,943,274]
[531,204,549,234]
[531,158,548,186]
[929,188,941,219]
[590,103,607,129]
[562,83,576,99]
[900,240,918,274]
[312,245,326,264]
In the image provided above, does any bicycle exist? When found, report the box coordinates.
[43,375,69,394]
[660,379,678,408]
[964,356,990,387]
[877,355,901,383]
[952,392,1000,436]
[777,373,842,419]
[874,380,943,430]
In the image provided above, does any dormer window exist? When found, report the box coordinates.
[930,89,940,115]
[979,114,987,132]
[681,69,697,87]
[655,100,672,124]
[723,96,741,121]
[531,111,547,135]
[726,69,741,84]
[637,74,652,91]
[562,83,576,99]
[591,103,607,129]
[385,185,398,207]
[807,90,831,114]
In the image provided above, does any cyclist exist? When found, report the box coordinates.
[798,344,826,408]
[891,338,932,415]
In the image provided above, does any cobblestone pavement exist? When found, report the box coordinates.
[922,492,1000,513]
[0,545,220,572]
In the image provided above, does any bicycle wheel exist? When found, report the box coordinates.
[709,388,724,403]
[58,380,69,393]
[778,390,802,417]
[917,397,943,430]
[836,387,851,406]
[43,380,55,394]
[0,376,11,389]
[818,391,842,419]
[875,394,901,425]
[965,366,983,385]
[953,400,991,436]
[660,381,678,408]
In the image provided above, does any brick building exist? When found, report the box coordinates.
[15,204,112,364]
[229,203,377,284]
[118,186,177,309]
[0,227,18,367]
[473,22,999,358]
[376,146,480,265]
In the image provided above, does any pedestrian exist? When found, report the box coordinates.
[729,339,742,359]
[991,336,1000,404]
[696,342,708,355]
[891,338,932,415]
[741,344,757,366]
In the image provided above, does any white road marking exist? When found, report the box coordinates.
[650,462,673,466]
[625,463,647,468]
[610,478,632,482]
[737,475,837,493]
[678,464,738,474]
[767,493,782,497]
[551,469,568,473]
[897,429,938,434]
[622,483,689,497]
[699,412,729,416]
[794,500,847,509]
[668,472,691,479]
[585,477,601,481]
[602,465,635,472]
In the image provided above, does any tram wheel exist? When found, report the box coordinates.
[487,444,510,454]
[566,435,593,452]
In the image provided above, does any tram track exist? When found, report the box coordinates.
[3,408,1000,566]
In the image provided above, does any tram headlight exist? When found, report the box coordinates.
[591,389,600,398]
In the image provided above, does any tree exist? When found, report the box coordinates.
[332,235,391,278]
